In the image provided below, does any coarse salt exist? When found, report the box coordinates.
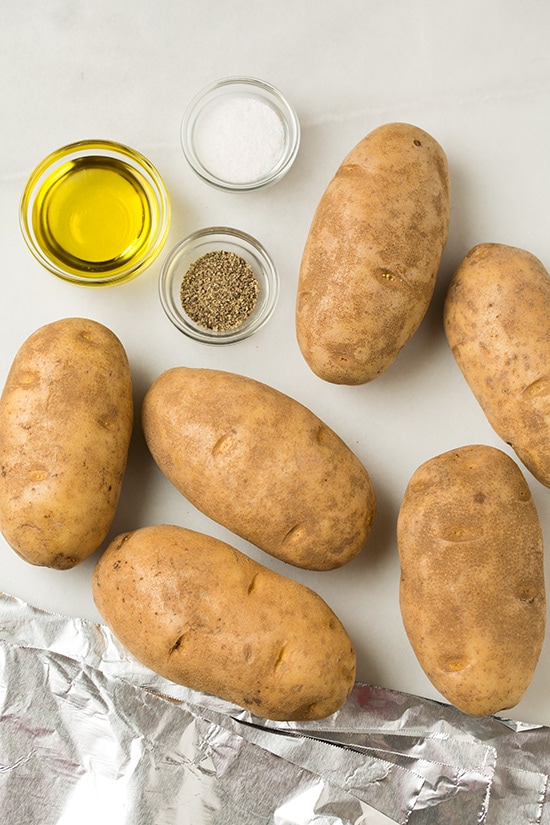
[194,94,286,184]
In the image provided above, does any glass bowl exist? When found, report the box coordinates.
[159,227,279,344]
[181,76,300,191]
[20,139,171,286]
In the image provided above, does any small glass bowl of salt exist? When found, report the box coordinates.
[181,77,300,191]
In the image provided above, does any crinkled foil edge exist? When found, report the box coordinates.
[0,592,548,824]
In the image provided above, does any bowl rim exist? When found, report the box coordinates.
[180,75,301,192]
[19,138,171,286]
[158,225,280,344]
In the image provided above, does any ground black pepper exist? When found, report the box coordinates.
[180,250,259,331]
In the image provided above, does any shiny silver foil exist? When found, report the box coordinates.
[0,592,548,824]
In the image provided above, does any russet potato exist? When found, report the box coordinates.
[444,242,550,487]
[92,524,356,721]
[141,367,376,570]
[296,122,450,385]
[0,317,133,569]
[397,444,545,716]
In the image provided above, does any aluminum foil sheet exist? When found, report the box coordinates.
[0,591,549,824]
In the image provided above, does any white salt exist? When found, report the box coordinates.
[194,94,286,184]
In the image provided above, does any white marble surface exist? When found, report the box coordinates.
[0,0,549,729]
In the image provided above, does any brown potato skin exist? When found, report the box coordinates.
[92,524,356,721]
[397,444,545,717]
[444,243,550,487]
[296,122,450,385]
[0,318,133,569]
[141,367,376,570]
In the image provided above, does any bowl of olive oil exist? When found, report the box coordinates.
[20,140,171,286]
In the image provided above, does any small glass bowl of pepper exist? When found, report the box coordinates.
[159,227,279,344]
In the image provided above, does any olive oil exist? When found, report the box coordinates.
[21,141,170,285]
[32,157,156,276]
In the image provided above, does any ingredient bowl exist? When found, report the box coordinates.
[181,77,300,191]
[159,227,279,344]
[20,139,171,286]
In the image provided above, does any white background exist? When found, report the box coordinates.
[0,0,549,729]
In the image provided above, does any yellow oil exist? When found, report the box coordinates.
[31,156,159,279]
